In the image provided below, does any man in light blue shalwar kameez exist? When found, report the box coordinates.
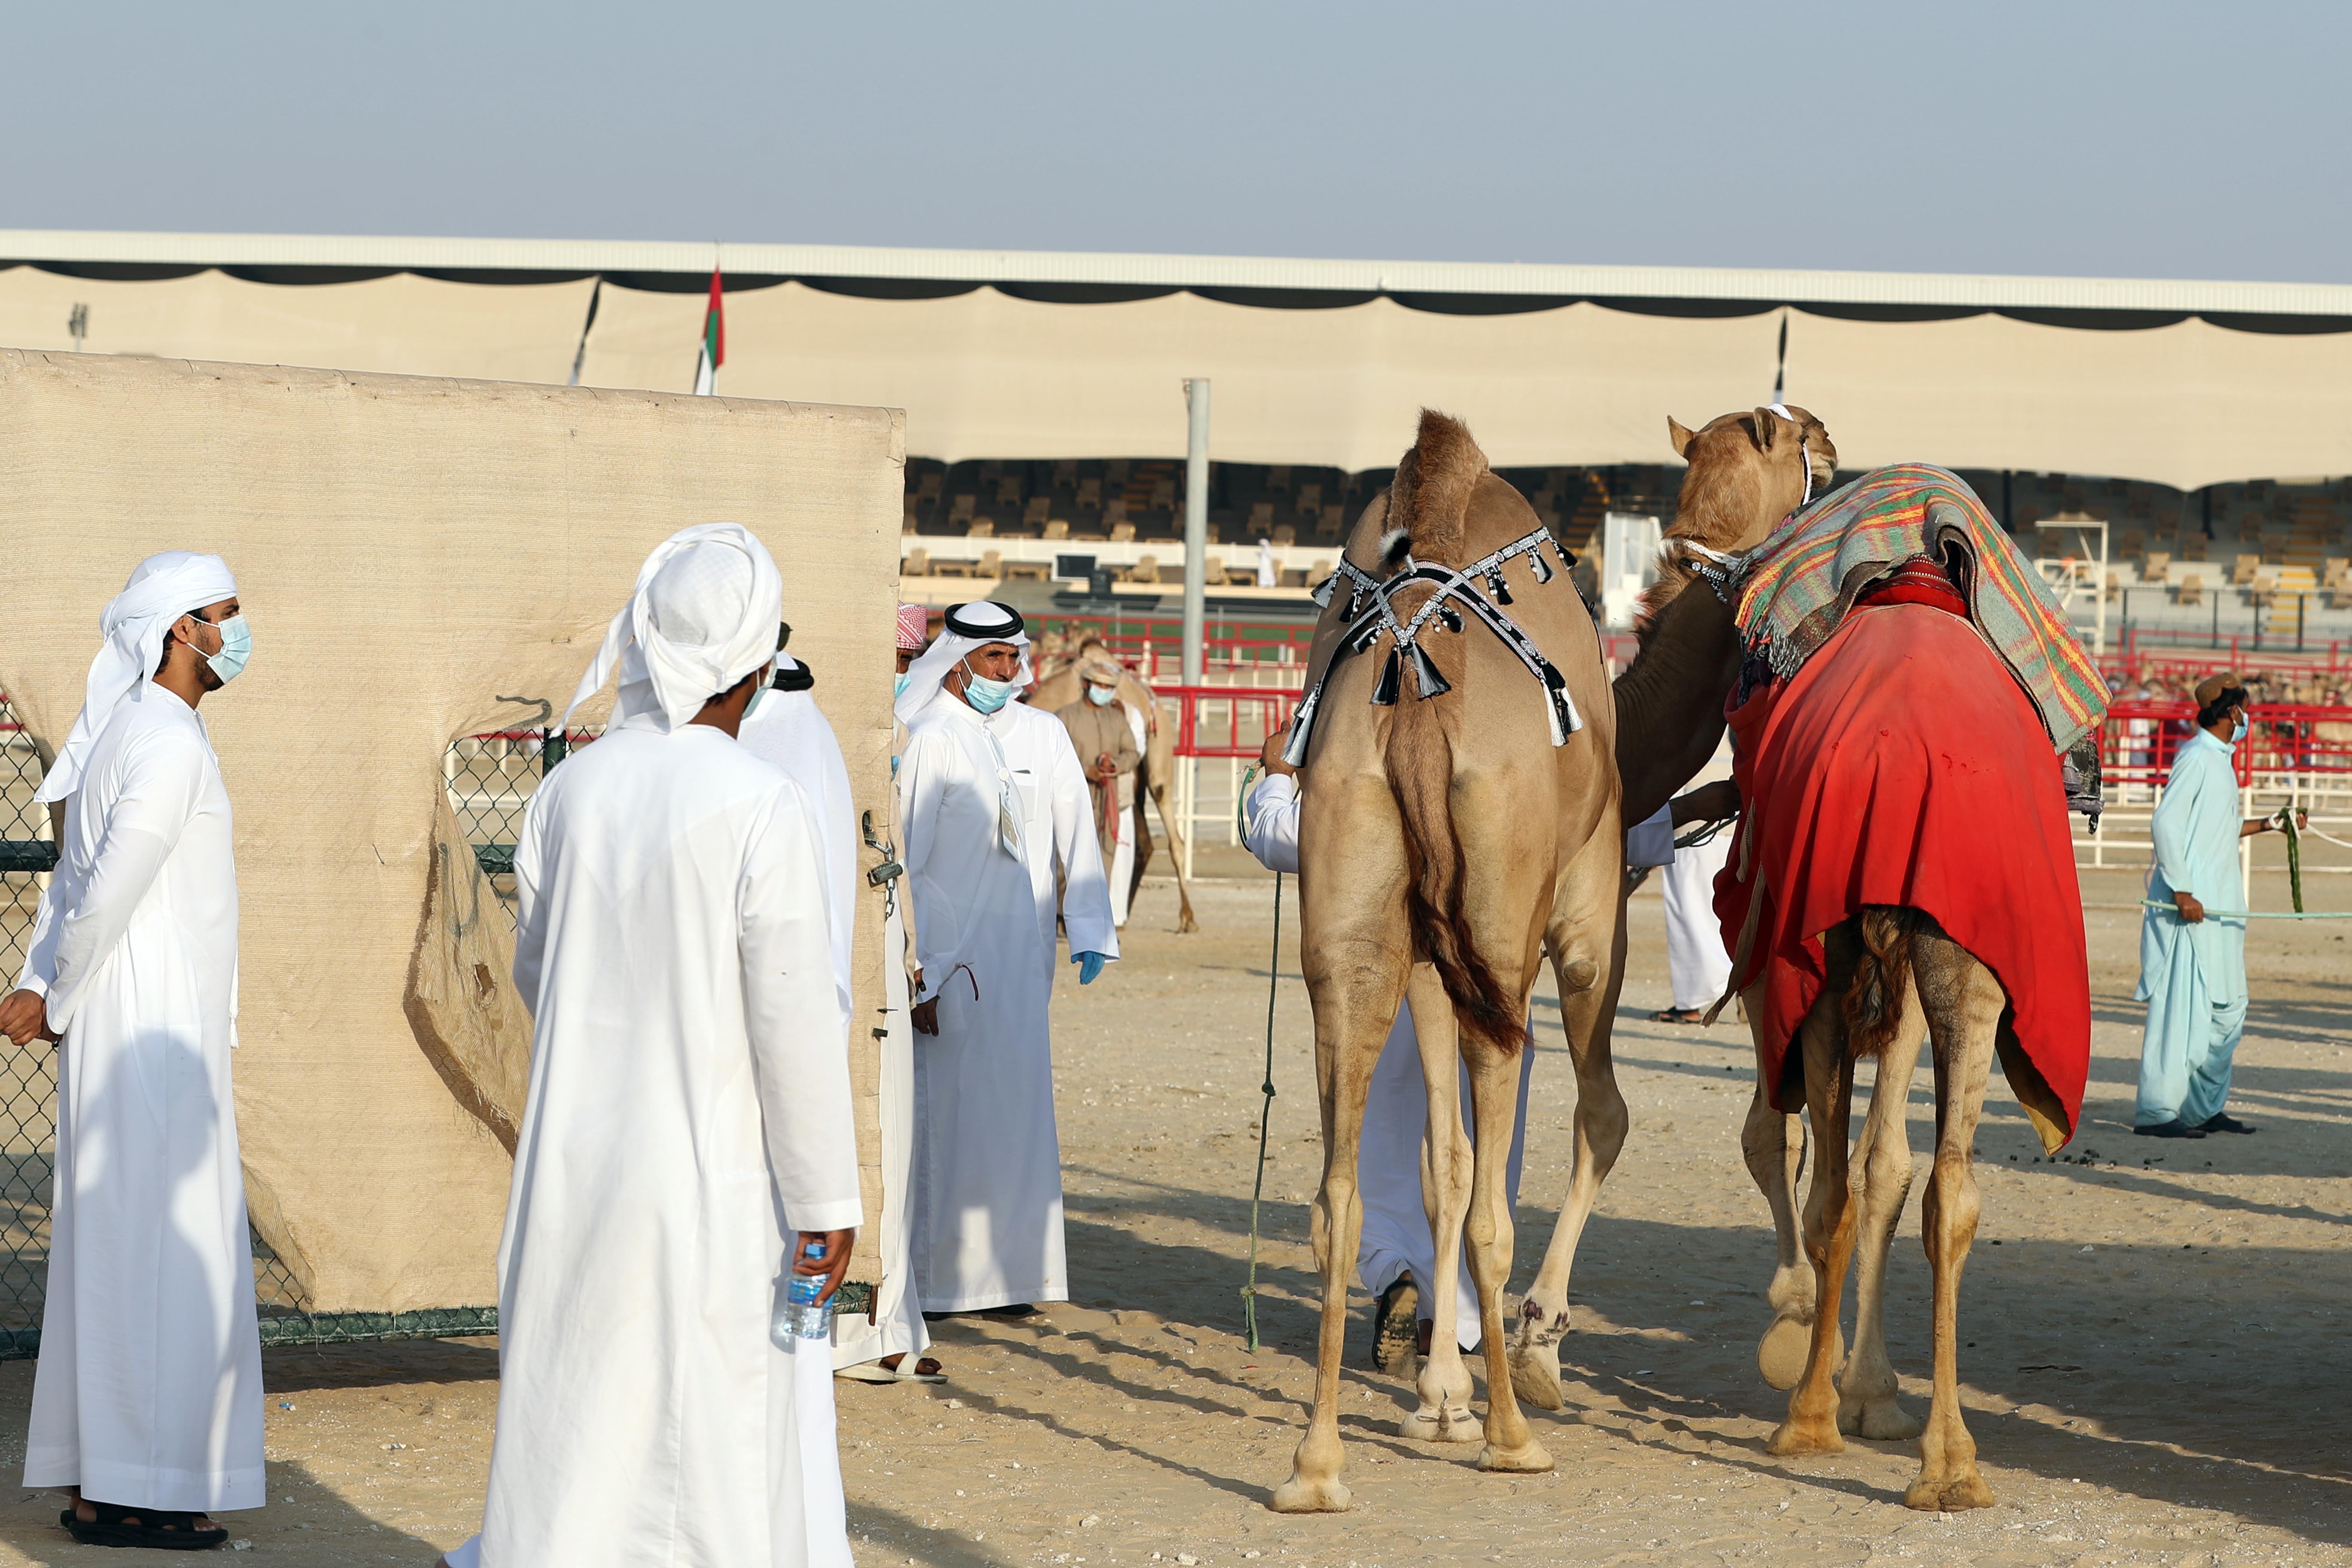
[2135,674,2295,1139]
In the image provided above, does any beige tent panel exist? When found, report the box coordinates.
[1788,310,2352,492]
[0,351,900,1312]
[9,265,2352,486]
[580,284,1785,472]
[0,266,592,386]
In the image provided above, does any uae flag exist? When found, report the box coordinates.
[692,264,724,395]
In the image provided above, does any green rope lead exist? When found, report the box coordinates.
[2280,807,2304,914]
[1241,869,1281,1353]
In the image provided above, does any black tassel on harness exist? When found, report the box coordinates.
[1530,549,1556,585]
[1436,603,1463,633]
[1486,566,1512,605]
[1371,646,1402,706]
[1407,641,1451,699]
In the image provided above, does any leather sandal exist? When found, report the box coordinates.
[62,1501,230,1550]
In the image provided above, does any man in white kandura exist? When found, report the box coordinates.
[1645,738,1737,1025]
[1240,729,1531,1369]
[0,551,261,1551]
[1243,728,1736,1369]
[444,524,861,1568]
[740,617,939,1384]
[896,601,1117,1317]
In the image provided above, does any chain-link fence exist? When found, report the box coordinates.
[444,726,579,930]
[0,695,57,1357]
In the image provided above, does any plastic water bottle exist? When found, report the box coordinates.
[777,1241,832,1341]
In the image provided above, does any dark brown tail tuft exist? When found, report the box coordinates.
[1841,906,1923,1058]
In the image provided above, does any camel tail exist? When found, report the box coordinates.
[1382,407,1522,1053]
[1843,906,1926,1058]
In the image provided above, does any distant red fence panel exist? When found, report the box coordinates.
[2101,700,2352,793]
[1152,684,1303,759]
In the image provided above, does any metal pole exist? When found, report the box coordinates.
[1182,378,1211,688]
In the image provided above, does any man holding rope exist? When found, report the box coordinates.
[1055,658,1141,926]
[2135,672,2301,1140]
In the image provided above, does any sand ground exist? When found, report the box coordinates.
[0,858,2346,1567]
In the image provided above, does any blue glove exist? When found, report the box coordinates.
[1075,951,1109,985]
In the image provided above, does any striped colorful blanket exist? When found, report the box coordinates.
[1733,464,2109,811]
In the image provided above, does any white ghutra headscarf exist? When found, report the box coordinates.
[891,600,1032,728]
[894,600,1033,860]
[564,523,787,735]
[37,550,239,803]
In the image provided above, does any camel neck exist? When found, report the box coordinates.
[1612,579,1743,826]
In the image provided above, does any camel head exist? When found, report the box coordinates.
[1638,405,1837,634]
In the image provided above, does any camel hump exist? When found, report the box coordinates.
[1388,408,1489,566]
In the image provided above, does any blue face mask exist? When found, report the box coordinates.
[202,613,251,684]
[2232,712,2249,743]
[962,669,1017,715]
[895,673,913,699]
[1085,684,1118,707]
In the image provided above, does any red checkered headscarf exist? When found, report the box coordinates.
[896,603,930,654]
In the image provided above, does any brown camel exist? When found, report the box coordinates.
[1507,407,1843,1409]
[1026,658,1200,932]
[1271,410,1617,1512]
[1594,410,1929,1444]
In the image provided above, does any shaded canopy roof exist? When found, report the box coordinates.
[4,230,2349,487]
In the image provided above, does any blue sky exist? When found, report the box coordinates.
[6,1,2346,282]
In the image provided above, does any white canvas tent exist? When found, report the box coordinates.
[6,231,2352,488]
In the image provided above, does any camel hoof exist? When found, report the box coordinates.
[1903,1471,1994,1512]
[1757,1316,1812,1391]
[1476,1441,1554,1474]
[1268,1476,1352,1514]
[1840,1397,1925,1441]
[1767,1417,1845,1457]
[1398,1407,1482,1445]
[1176,909,1199,935]
[1507,1344,1565,1412]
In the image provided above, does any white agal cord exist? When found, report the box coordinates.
[1765,402,1814,506]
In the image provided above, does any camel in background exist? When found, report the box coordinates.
[1029,654,1200,933]
[1272,410,1617,1512]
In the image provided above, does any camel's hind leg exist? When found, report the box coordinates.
[1742,1068,1817,1390]
[1400,964,1478,1444]
[1507,826,1627,1411]
[1270,940,1406,1513]
[1767,992,1858,1457]
[1902,929,2002,1511]
[1465,1029,1550,1473]
[1841,984,1926,1441]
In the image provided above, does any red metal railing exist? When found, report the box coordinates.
[1152,684,1304,759]
[2101,700,2352,791]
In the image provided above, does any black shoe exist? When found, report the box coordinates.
[2196,1113,2256,1135]
[1369,1277,1418,1374]
[2133,1119,2207,1139]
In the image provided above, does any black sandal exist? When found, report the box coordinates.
[62,1500,230,1550]
[1650,1006,1707,1025]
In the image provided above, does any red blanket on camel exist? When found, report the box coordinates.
[1712,597,2090,1149]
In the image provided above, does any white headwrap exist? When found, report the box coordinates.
[892,600,1033,728]
[564,523,786,735]
[37,551,239,803]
